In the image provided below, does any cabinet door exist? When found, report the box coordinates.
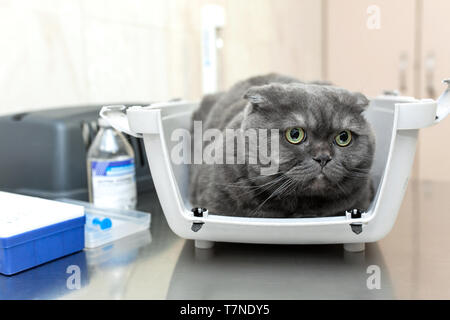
[326,0,416,97]
[418,0,450,182]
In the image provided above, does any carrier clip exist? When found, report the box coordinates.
[346,208,364,235]
[191,208,208,232]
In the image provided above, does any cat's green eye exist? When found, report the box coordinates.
[335,130,352,147]
[285,127,305,144]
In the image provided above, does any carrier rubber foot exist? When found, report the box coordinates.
[343,242,365,252]
[195,240,214,249]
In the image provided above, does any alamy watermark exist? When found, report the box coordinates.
[66,265,81,290]
[366,264,381,290]
[366,5,381,30]
[170,121,280,175]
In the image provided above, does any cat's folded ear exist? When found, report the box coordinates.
[243,84,284,112]
[243,86,269,110]
[353,92,369,109]
[336,90,369,113]
[241,85,277,130]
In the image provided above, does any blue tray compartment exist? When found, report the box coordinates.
[0,216,85,276]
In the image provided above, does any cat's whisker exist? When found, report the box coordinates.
[345,174,369,180]
[245,176,289,196]
[340,164,371,174]
[215,176,279,188]
[279,178,297,198]
[224,173,284,186]
[334,181,348,196]
[250,178,294,216]
[229,175,287,199]
[331,163,371,180]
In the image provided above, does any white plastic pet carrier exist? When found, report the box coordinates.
[101,81,450,252]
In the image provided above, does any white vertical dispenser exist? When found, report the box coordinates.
[201,4,225,94]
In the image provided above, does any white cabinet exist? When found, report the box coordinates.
[417,0,450,182]
[326,0,450,181]
[326,0,417,97]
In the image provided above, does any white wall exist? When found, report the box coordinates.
[0,0,205,116]
[221,0,323,88]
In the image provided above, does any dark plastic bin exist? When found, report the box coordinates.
[0,104,153,201]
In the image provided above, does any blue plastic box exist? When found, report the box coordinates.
[0,192,85,276]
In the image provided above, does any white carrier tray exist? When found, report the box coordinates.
[101,89,449,252]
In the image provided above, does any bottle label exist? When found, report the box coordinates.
[91,159,137,209]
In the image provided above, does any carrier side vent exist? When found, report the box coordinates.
[191,223,204,232]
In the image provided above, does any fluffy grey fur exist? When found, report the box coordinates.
[189,73,375,218]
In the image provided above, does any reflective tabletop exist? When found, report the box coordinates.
[1,179,450,299]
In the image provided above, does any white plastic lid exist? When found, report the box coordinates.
[0,192,84,238]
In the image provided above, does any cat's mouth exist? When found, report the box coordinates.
[282,162,344,193]
[309,172,331,189]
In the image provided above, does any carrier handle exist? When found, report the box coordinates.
[396,78,450,129]
[396,100,437,130]
[435,79,450,124]
[99,105,143,138]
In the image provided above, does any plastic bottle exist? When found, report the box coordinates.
[87,117,137,210]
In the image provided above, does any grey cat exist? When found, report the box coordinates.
[189,73,375,218]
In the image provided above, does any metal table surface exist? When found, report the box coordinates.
[1,179,449,299]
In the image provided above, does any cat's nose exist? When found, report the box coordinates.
[313,155,332,167]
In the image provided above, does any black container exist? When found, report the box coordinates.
[0,104,153,200]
